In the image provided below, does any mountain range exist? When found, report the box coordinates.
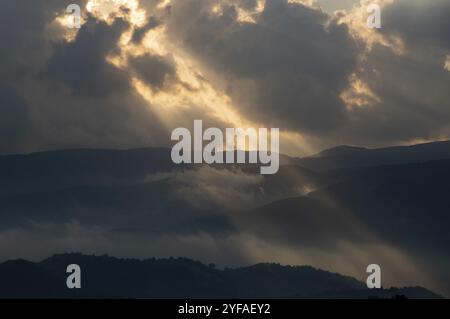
[297,140,450,171]
[0,254,442,299]
[0,140,450,298]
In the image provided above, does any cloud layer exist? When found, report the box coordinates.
[0,0,449,155]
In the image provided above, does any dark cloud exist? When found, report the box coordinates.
[0,86,31,153]
[342,44,450,145]
[160,0,450,148]
[0,0,170,154]
[129,53,176,89]
[45,16,131,97]
[1,0,449,153]
[382,0,450,52]
[0,0,68,80]
[166,0,358,134]
[334,0,450,146]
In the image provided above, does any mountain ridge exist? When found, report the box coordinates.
[298,140,450,171]
[0,253,442,299]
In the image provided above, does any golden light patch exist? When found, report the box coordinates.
[445,55,450,72]
[339,0,405,55]
[210,0,265,24]
[55,14,84,42]
[287,0,315,7]
[236,7,257,24]
[236,0,266,24]
[133,55,253,130]
[211,3,223,16]
[142,27,169,56]
[86,0,146,26]
[55,14,81,29]
[81,0,251,133]
[340,73,380,110]
[156,0,172,10]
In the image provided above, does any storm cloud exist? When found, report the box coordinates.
[1,0,450,153]
[165,0,359,134]
[0,0,170,154]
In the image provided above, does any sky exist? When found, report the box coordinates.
[1,0,450,296]
[1,0,450,157]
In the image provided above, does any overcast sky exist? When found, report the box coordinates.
[1,0,449,156]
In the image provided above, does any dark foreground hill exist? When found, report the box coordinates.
[0,254,441,299]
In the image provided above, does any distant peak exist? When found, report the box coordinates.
[313,145,367,158]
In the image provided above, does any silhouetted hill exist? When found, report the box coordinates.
[0,148,316,200]
[0,148,177,197]
[312,145,368,158]
[0,254,441,299]
[0,260,70,298]
[298,140,450,171]
[314,287,442,299]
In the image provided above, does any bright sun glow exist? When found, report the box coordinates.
[87,0,146,26]
[340,73,381,110]
[61,0,309,155]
